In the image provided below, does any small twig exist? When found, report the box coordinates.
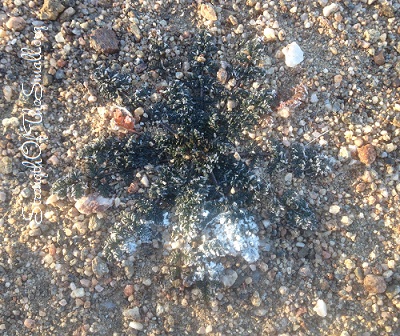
[306,130,330,145]
[161,122,177,135]
[210,170,218,186]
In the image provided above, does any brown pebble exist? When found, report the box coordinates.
[380,4,394,18]
[124,284,134,297]
[39,0,65,20]
[56,59,67,68]
[355,182,366,193]
[217,68,228,84]
[199,3,217,21]
[364,274,387,294]
[90,28,119,54]
[6,17,26,31]
[357,144,376,165]
[24,318,35,329]
[373,51,385,66]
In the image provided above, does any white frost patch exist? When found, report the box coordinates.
[162,212,170,226]
[120,237,138,255]
[192,260,225,282]
[199,210,260,263]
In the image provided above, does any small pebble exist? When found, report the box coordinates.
[2,117,19,129]
[124,307,141,320]
[263,28,276,42]
[200,3,217,21]
[373,50,385,65]
[129,321,144,330]
[55,32,65,43]
[251,291,262,307]
[140,175,150,188]
[92,256,109,278]
[313,299,327,317]
[71,288,85,298]
[310,92,318,103]
[329,205,341,215]
[90,28,119,54]
[6,17,26,31]
[221,270,238,288]
[24,318,35,329]
[124,285,134,297]
[364,274,387,294]
[39,0,65,20]
[357,144,376,165]
[3,86,13,101]
[197,326,206,334]
[142,278,152,286]
[323,3,339,17]
[282,42,304,67]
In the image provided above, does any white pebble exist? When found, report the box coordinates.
[341,216,353,225]
[282,42,304,67]
[140,175,150,188]
[123,307,141,320]
[3,86,13,101]
[329,205,341,214]
[48,155,59,165]
[277,107,290,118]
[310,92,318,103]
[55,32,65,43]
[46,194,59,205]
[363,125,373,134]
[338,147,350,161]
[386,143,397,153]
[284,173,293,183]
[263,27,276,41]
[129,321,144,330]
[222,270,238,288]
[323,3,339,17]
[71,288,85,298]
[313,299,327,317]
[142,278,152,286]
[2,117,19,128]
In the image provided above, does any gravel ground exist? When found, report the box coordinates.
[1,0,399,335]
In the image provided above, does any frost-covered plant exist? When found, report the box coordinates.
[51,171,87,200]
[103,211,155,262]
[92,65,132,100]
[56,31,332,287]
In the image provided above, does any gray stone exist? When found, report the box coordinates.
[0,157,12,175]
[92,256,109,278]
[386,285,400,299]
[59,7,76,22]
[125,263,134,279]
[123,307,141,320]
[55,70,65,80]
[43,73,53,87]
[221,269,238,288]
